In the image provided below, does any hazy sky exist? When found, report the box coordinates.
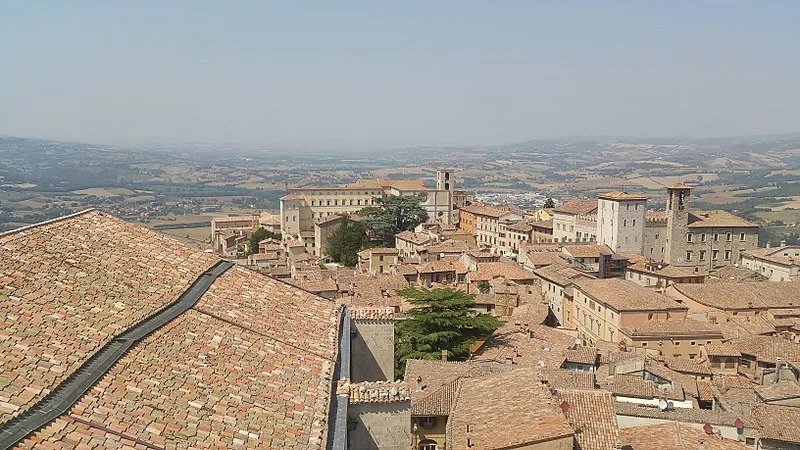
[1,2,798,148]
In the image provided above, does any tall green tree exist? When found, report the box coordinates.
[248,227,280,255]
[395,287,503,378]
[543,197,556,208]
[359,195,428,247]
[325,220,367,266]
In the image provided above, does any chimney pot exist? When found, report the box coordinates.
[441,350,448,362]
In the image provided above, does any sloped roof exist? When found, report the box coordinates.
[575,279,687,312]
[447,368,574,449]
[553,198,598,215]
[752,404,800,444]
[620,422,749,450]
[3,213,342,449]
[470,261,536,282]
[556,390,619,450]
[687,210,758,228]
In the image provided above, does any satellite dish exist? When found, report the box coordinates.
[658,399,668,411]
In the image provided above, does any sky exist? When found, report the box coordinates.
[0,1,798,149]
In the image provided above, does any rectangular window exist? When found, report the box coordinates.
[675,341,680,346]
[690,341,696,346]
[701,233,706,242]
[712,250,719,260]
[714,233,719,242]
[641,342,647,347]
[724,250,731,260]
[740,232,746,241]
[686,251,692,261]
[699,250,706,261]
[687,233,693,242]
[726,233,732,242]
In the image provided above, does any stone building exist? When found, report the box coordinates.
[740,245,800,282]
[280,169,456,236]
[596,191,647,254]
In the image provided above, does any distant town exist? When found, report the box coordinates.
[2,135,800,450]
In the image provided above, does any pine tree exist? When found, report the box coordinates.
[395,287,503,378]
[359,195,428,247]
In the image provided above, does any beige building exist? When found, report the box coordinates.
[357,247,400,275]
[552,199,598,243]
[619,318,724,358]
[280,169,456,236]
[569,278,688,347]
[596,192,647,254]
[741,246,800,281]
[553,186,759,271]
[625,261,706,289]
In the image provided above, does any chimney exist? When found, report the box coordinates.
[416,376,423,392]
[766,242,772,249]
[780,240,787,247]
[441,349,448,362]
[560,400,570,413]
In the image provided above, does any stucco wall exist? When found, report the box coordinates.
[348,402,411,450]
[352,320,395,382]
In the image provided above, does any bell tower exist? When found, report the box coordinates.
[436,168,454,192]
[664,185,692,265]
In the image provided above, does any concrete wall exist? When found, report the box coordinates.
[348,402,411,450]
[352,319,395,382]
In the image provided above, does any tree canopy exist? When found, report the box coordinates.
[394,287,503,378]
[247,227,281,255]
[325,220,367,267]
[359,195,428,247]
[544,197,556,208]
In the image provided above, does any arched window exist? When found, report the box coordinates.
[419,439,438,450]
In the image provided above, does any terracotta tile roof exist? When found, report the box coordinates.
[612,375,656,399]
[731,335,800,363]
[350,307,395,321]
[419,239,472,254]
[598,191,647,201]
[660,357,713,376]
[752,404,800,444]
[755,381,800,402]
[418,257,468,275]
[622,318,723,338]
[289,278,339,293]
[642,360,699,398]
[394,230,431,245]
[19,264,341,449]
[703,343,741,357]
[470,261,535,282]
[614,402,751,428]
[556,390,619,450]
[553,199,598,215]
[687,210,758,228]
[376,178,428,191]
[526,250,569,268]
[347,381,410,404]
[472,324,576,370]
[0,210,218,422]
[697,380,714,402]
[508,300,550,328]
[575,279,688,313]
[392,264,419,276]
[534,263,591,286]
[674,282,800,310]
[505,221,534,232]
[541,370,596,390]
[564,347,599,366]
[447,368,575,449]
[706,265,767,283]
[620,422,749,450]
[627,261,706,278]
[404,360,507,416]
[562,244,615,259]
[279,193,304,201]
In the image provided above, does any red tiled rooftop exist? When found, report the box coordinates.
[0,210,218,422]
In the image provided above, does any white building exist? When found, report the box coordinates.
[596,192,647,254]
[741,246,800,281]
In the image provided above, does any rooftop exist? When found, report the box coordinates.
[754,381,800,402]
[620,422,749,450]
[622,318,723,338]
[534,263,590,286]
[703,342,741,357]
[447,368,575,449]
[2,212,341,449]
[598,191,648,201]
[673,282,800,310]
[470,261,536,282]
[752,404,800,444]
[687,210,759,229]
[575,278,687,313]
[553,198,598,216]
[562,244,615,259]
[394,230,432,245]
[556,390,619,450]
